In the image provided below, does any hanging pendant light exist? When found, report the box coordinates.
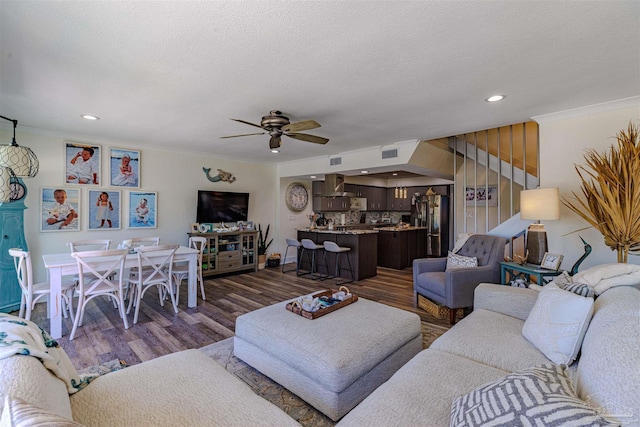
[0,115,39,178]
[0,166,11,203]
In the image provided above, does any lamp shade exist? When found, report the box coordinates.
[0,144,39,178]
[520,188,560,221]
[0,166,11,203]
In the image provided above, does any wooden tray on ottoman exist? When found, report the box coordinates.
[286,287,358,320]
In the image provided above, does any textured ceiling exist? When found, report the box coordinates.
[0,1,638,165]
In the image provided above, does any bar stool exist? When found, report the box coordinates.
[300,239,327,280]
[323,241,354,285]
[282,238,302,274]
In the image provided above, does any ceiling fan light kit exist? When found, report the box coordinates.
[222,110,329,150]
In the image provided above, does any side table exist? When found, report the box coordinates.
[500,261,564,285]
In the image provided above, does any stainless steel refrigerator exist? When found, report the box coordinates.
[414,194,449,257]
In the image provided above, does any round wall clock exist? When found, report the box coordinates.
[9,181,26,201]
[285,183,309,212]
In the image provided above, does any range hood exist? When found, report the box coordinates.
[323,174,355,197]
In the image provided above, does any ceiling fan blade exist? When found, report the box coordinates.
[269,135,281,149]
[220,132,266,139]
[282,120,321,133]
[286,132,329,145]
[230,118,263,129]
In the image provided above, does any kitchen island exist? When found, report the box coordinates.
[375,226,429,270]
[297,228,378,281]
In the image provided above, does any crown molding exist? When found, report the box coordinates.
[532,96,640,123]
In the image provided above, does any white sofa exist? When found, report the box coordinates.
[338,283,640,426]
[2,282,638,426]
[0,343,300,426]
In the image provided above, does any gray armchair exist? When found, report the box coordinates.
[413,234,506,324]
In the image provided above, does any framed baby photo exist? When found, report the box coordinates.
[128,191,157,229]
[40,187,81,232]
[64,141,101,186]
[109,148,140,188]
[88,190,121,230]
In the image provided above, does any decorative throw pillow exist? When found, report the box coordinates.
[446,251,478,271]
[559,281,595,298]
[553,270,574,286]
[522,283,595,365]
[551,271,595,297]
[0,396,85,427]
[450,364,615,427]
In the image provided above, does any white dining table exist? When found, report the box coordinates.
[42,245,198,339]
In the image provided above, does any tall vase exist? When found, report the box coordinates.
[258,254,266,270]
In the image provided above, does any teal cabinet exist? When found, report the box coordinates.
[0,184,27,313]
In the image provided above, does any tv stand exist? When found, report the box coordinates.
[188,230,258,277]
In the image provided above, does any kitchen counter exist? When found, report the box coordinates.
[297,227,378,235]
[297,230,377,280]
[374,226,429,232]
[377,227,429,269]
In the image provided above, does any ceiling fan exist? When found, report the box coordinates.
[221,110,329,150]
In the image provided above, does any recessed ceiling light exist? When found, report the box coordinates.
[360,170,369,174]
[271,149,279,153]
[485,95,505,103]
[310,175,317,179]
[81,115,100,120]
[392,172,398,176]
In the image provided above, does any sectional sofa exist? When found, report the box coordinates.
[0,276,638,426]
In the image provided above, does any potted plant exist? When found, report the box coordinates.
[257,223,273,269]
[562,122,640,263]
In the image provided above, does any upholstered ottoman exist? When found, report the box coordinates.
[234,297,422,421]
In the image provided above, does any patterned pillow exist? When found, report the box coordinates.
[446,251,478,271]
[522,283,594,365]
[560,282,595,298]
[0,396,85,427]
[552,271,595,297]
[450,364,615,427]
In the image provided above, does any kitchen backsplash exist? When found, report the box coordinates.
[322,211,405,225]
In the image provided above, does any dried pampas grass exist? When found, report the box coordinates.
[562,121,640,263]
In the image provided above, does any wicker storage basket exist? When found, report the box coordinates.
[417,295,464,320]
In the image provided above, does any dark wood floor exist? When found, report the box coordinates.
[27,265,452,370]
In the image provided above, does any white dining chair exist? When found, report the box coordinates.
[127,244,179,324]
[8,248,76,321]
[70,249,129,340]
[68,239,114,307]
[171,236,207,305]
[67,239,111,252]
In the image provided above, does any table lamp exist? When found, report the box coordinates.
[520,188,560,265]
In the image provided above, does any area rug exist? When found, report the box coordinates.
[200,321,449,427]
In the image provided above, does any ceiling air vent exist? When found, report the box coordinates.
[330,157,342,166]
[382,148,398,159]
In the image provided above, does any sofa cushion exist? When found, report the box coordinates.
[446,251,477,270]
[430,309,550,372]
[522,283,594,365]
[0,396,83,427]
[336,349,508,427]
[575,286,640,426]
[70,349,299,427]
[0,356,73,421]
[450,363,615,427]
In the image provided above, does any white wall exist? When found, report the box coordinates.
[538,101,640,270]
[1,127,277,281]
[276,177,313,264]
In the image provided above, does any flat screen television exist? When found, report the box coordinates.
[197,190,249,223]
